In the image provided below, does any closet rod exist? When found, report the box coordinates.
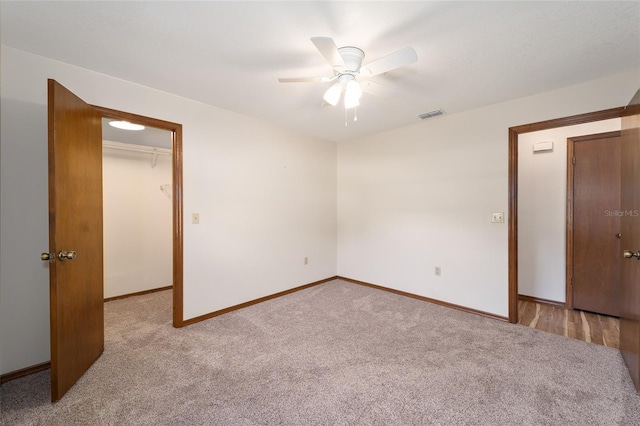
[103,140,171,156]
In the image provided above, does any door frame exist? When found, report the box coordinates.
[94,106,185,327]
[508,107,624,323]
[565,131,621,311]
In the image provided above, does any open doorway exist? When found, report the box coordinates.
[94,106,184,327]
[508,109,625,349]
[507,107,624,324]
[101,118,173,300]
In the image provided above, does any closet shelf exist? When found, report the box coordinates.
[103,140,171,168]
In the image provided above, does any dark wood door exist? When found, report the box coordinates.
[48,79,104,402]
[571,133,621,317]
[620,88,640,393]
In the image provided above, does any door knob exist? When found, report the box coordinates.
[41,252,55,263]
[623,250,640,259]
[58,250,77,261]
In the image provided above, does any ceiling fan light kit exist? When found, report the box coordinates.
[323,82,342,106]
[323,74,363,108]
[279,36,417,124]
[344,78,362,109]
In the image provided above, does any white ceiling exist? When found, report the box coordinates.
[2,1,639,142]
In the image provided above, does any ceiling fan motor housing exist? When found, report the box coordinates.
[338,46,365,73]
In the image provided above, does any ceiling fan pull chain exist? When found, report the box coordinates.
[354,106,358,122]
[345,107,348,127]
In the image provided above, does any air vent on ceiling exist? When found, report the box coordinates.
[418,109,445,120]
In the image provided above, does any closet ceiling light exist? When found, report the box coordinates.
[109,120,145,131]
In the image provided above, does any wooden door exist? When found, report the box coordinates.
[620,88,640,393]
[570,132,621,317]
[48,79,104,402]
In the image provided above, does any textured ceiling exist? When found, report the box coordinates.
[2,1,639,142]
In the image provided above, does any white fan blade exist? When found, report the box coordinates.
[278,76,332,83]
[360,80,396,98]
[361,46,417,77]
[311,36,345,68]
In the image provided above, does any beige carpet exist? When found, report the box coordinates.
[1,279,639,425]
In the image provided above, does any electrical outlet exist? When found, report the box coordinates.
[435,266,441,276]
[491,212,504,223]
[192,213,200,224]
[304,257,308,265]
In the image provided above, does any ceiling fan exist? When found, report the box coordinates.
[278,37,418,111]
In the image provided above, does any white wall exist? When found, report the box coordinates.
[103,147,173,298]
[337,69,639,318]
[0,47,337,374]
[518,120,621,302]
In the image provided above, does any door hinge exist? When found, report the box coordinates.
[572,156,576,165]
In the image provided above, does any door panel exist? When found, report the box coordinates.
[572,134,621,317]
[620,88,640,392]
[48,79,104,402]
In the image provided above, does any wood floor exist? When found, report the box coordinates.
[518,299,620,349]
